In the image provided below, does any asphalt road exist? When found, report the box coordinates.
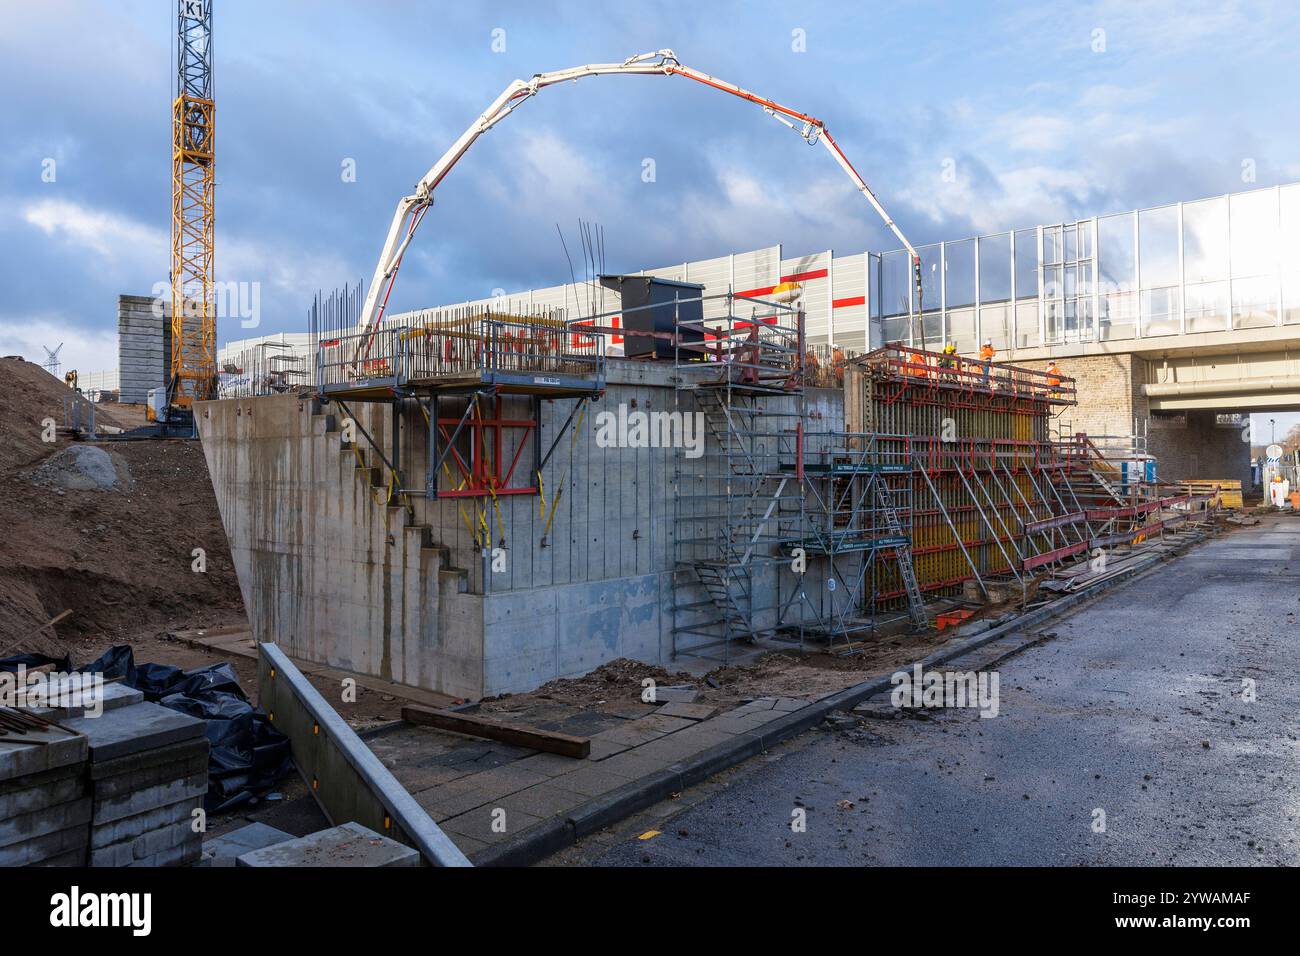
[560,516,1300,866]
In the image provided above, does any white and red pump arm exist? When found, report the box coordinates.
[356,49,923,343]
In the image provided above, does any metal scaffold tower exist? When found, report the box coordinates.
[781,430,928,651]
[671,293,805,662]
[169,0,216,408]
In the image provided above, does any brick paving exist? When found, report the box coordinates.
[365,695,812,861]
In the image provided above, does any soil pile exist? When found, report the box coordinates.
[0,357,243,655]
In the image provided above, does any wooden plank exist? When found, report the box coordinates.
[0,609,73,659]
[401,704,591,758]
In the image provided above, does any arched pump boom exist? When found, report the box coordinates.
[357,49,923,345]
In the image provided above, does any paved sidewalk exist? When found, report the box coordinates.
[366,694,812,862]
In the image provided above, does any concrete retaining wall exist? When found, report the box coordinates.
[197,394,485,698]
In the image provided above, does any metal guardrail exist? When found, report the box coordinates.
[316,309,604,393]
[257,643,471,867]
[862,343,1077,404]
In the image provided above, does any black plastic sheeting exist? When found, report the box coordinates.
[0,651,73,674]
[0,645,292,813]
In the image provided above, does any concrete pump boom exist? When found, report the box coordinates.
[357,49,923,345]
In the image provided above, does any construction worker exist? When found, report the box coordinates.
[979,338,995,386]
[1045,360,1062,397]
[831,346,846,386]
[937,342,957,381]
[804,347,820,384]
[907,349,929,379]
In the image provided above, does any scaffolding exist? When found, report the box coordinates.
[670,293,806,662]
[302,281,1213,656]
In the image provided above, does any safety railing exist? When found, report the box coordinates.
[314,307,605,393]
[861,343,1077,404]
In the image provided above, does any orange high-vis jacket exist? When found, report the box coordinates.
[979,344,995,362]
[1046,364,1062,386]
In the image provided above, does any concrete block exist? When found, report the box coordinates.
[656,701,721,721]
[90,795,202,849]
[32,847,89,867]
[202,822,296,867]
[64,701,205,762]
[0,768,85,820]
[634,714,696,735]
[651,686,699,704]
[27,680,144,721]
[0,730,87,783]
[0,797,92,852]
[127,837,202,868]
[0,822,89,867]
[90,818,201,867]
[93,772,207,824]
[90,741,209,794]
[236,822,420,867]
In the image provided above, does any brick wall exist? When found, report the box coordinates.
[1019,354,1140,438]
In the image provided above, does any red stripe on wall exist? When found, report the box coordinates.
[734,267,830,298]
[832,295,865,309]
[782,268,828,283]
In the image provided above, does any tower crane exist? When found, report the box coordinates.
[355,49,924,349]
[151,0,216,432]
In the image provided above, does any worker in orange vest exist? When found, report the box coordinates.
[831,346,846,386]
[1045,360,1062,397]
[978,339,995,386]
[805,347,820,383]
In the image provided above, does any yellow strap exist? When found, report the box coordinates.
[540,399,589,536]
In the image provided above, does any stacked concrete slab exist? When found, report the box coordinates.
[0,681,145,865]
[63,701,209,867]
[0,724,91,866]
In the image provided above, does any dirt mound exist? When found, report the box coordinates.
[0,358,125,472]
[0,357,243,654]
[487,658,696,708]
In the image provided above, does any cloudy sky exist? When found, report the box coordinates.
[2,0,1299,428]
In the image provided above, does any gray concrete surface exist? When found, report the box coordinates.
[236,821,419,867]
[559,516,1300,866]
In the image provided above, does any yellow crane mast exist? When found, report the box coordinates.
[168,0,216,417]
